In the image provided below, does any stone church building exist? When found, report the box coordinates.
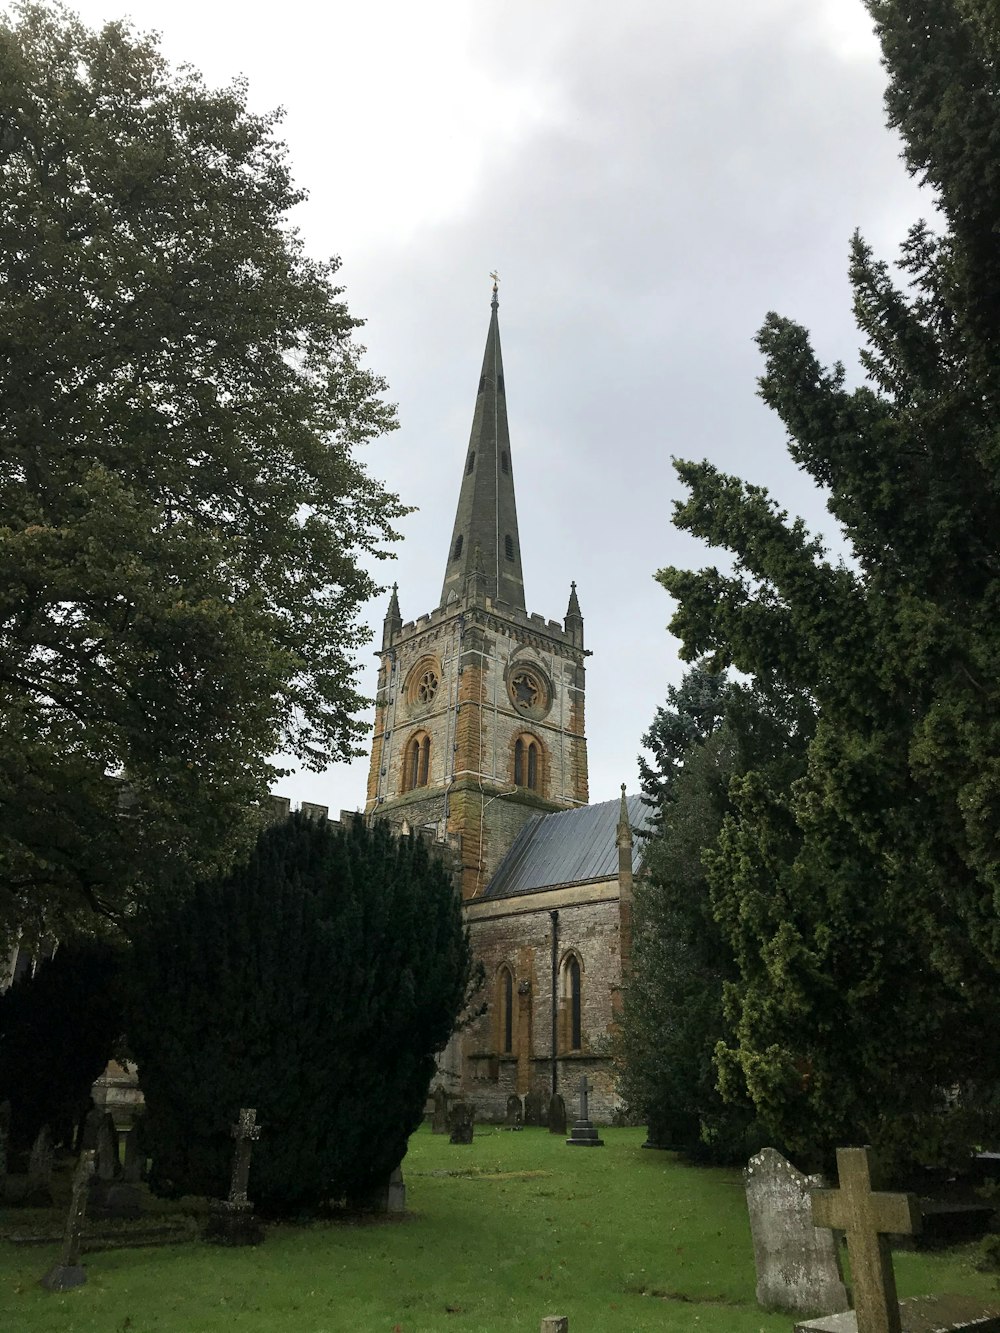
[360,283,649,1122]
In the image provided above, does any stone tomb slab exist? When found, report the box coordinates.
[795,1295,1000,1333]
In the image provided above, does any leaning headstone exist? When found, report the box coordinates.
[744,1147,848,1315]
[524,1088,544,1127]
[204,1107,264,1246]
[449,1101,474,1145]
[566,1075,604,1148]
[25,1125,55,1205]
[431,1085,450,1134]
[40,1150,95,1291]
[504,1094,523,1129]
[547,1093,567,1136]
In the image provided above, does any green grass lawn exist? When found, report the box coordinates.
[1,1126,996,1332]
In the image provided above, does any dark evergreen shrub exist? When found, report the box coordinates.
[126,812,473,1215]
[0,938,126,1150]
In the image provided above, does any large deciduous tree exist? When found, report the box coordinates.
[126,812,474,1216]
[657,0,1000,1169]
[0,3,403,940]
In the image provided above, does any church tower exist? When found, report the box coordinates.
[365,282,589,899]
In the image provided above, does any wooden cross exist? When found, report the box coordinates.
[811,1147,920,1333]
[576,1074,592,1123]
[228,1107,261,1205]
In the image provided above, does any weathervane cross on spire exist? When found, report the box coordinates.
[489,269,499,291]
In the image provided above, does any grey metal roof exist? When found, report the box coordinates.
[483,794,652,899]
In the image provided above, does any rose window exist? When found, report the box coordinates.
[416,670,439,705]
[511,671,541,709]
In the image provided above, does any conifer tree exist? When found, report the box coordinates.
[658,0,1000,1168]
[126,813,473,1215]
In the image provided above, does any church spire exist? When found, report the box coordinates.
[440,278,526,610]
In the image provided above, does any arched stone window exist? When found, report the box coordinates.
[559,952,583,1053]
[504,533,514,561]
[513,734,543,793]
[496,964,515,1055]
[403,732,431,791]
[453,534,464,560]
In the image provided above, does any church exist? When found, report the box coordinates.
[361,281,650,1122]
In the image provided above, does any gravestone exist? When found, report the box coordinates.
[449,1101,474,1145]
[541,1319,569,1332]
[524,1088,545,1127]
[547,1093,567,1136]
[431,1085,450,1134]
[205,1107,264,1246]
[796,1147,1000,1333]
[505,1094,523,1129]
[744,1147,848,1314]
[351,1166,406,1213]
[40,1149,96,1292]
[25,1125,55,1205]
[121,1125,143,1184]
[95,1112,120,1181]
[566,1075,604,1147]
[90,1111,142,1220]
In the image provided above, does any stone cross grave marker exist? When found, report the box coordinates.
[811,1147,920,1333]
[576,1074,592,1122]
[744,1147,848,1315]
[229,1107,261,1204]
[566,1073,604,1147]
[40,1149,95,1291]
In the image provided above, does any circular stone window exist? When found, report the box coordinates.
[405,658,442,713]
[508,666,550,718]
[416,669,439,705]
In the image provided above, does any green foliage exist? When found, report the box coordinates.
[623,667,810,1162]
[0,3,405,939]
[0,937,126,1149]
[126,813,474,1216]
[656,0,1000,1169]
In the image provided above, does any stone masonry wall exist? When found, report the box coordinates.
[462,890,622,1123]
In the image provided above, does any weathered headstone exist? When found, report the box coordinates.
[121,1125,143,1184]
[431,1084,450,1134]
[204,1107,264,1246]
[744,1147,848,1314]
[541,1319,569,1333]
[350,1166,407,1214]
[25,1125,55,1205]
[524,1088,545,1127]
[566,1074,603,1148]
[40,1149,95,1291]
[547,1093,567,1136]
[449,1101,474,1145]
[95,1112,120,1181]
[505,1094,523,1129]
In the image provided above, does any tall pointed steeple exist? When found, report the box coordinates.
[440,279,526,610]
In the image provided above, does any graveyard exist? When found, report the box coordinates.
[1,1125,997,1332]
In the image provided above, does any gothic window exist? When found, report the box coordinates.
[497,965,514,1054]
[415,670,438,705]
[498,373,505,394]
[501,450,509,474]
[513,735,542,792]
[505,534,514,561]
[403,733,431,791]
[466,452,475,475]
[560,953,583,1052]
[453,534,464,560]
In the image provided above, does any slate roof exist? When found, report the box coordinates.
[483,793,653,900]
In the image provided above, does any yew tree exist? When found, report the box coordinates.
[127,813,474,1215]
[658,0,1000,1167]
[0,3,403,941]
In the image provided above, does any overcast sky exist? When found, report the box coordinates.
[66,0,933,815]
